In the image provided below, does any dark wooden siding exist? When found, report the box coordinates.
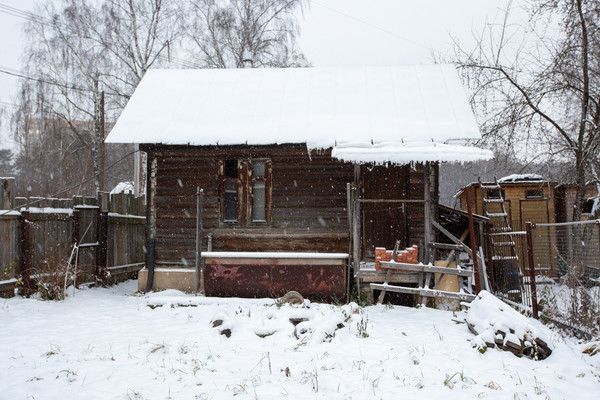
[145,145,353,264]
[143,144,437,265]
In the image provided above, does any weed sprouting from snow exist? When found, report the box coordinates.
[300,368,319,392]
[250,352,272,375]
[228,382,248,395]
[443,370,476,389]
[533,376,546,395]
[178,343,189,355]
[485,381,502,390]
[56,369,78,382]
[356,309,369,338]
[149,343,166,354]
[371,376,381,395]
[433,324,443,341]
[43,344,61,358]
[126,388,146,400]
[352,360,366,371]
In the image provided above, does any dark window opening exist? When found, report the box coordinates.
[225,159,238,178]
[583,198,596,214]
[525,189,543,199]
[488,189,506,200]
[220,158,271,224]
[224,180,238,221]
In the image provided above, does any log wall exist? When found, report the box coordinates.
[143,144,438,265]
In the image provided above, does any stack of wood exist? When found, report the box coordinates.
[463,291,553,360]
[466,319,552,360]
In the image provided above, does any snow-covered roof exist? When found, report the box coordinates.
[106,65,492,163]
[498,174,543,183]
[110,181,134,194]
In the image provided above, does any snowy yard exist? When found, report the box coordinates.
[1,281,599,400]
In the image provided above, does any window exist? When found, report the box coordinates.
[219,158,271,224]
[525,189,543,199]
[583,198,596,214]
[252,161,267,222]
[488,189,506,200]
[223,159,239,222]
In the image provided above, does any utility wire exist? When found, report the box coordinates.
[312,0,430,50]
[0,148,140,217]
[0,2,200,70]
[0,65,98,94]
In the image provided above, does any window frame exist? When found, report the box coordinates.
[218,158,272,225]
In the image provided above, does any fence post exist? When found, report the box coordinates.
[72,209,80,246]
[20,210,32,297]
[96,211,109,283]
[526,221,539,319]
[96,192,109,284]
[195,187,203,295]
[465,188,481,293]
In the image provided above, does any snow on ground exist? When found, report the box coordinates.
[1,281,599,400]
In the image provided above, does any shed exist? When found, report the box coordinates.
[106,65,493,300]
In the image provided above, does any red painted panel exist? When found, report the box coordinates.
[204,260,346,302]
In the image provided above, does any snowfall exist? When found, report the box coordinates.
[1,281,599,400]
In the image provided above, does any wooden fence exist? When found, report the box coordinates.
[0,178,146,298]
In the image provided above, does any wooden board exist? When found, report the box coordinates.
[433,260,460,311]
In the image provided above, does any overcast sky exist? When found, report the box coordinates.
[0,0,519,146]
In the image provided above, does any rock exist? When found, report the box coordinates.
[289,317,309,326]
[212,319,223,328]
[220,328,232,338]
[281,291,304,305]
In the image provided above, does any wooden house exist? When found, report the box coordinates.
[106,66,492,300]
[456,175,599,282]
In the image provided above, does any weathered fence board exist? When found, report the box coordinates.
[0,190,146,298]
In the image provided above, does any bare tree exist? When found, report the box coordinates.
[13,0,180,195]
[187,0,309,68]
[454,0,600,221]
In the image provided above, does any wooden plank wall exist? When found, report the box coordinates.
[406,163,438,247]
[145,144,437,265]
[0,192,146,296]
[0,213,20,282]
[107,215,145,267]
[148,145,353,265]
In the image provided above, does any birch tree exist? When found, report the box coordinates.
[13,0,180,194]
[187,0,309,68]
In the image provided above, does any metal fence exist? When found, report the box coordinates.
[526,219,600,338]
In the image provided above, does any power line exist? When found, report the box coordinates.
[0,2,200,70]
[0,148,140,217]
[0,65,96,94]
[312,0,431,50]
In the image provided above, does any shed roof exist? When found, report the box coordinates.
[106,65,492,163]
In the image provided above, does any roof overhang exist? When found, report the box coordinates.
[107,65,493,163]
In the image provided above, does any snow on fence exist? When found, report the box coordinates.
[527,219,600,338]
[0,186,146,298]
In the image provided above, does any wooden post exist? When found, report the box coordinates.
[352,183,360,295]
[195,187,203,295]
[423,162,432,263]
[465,188,481,293]
[96,217,108,283]
[346,182,352,303]
[0,178,15,210]
[145,156,158,292]
[526,221,539,319]
[20,210,32,297]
